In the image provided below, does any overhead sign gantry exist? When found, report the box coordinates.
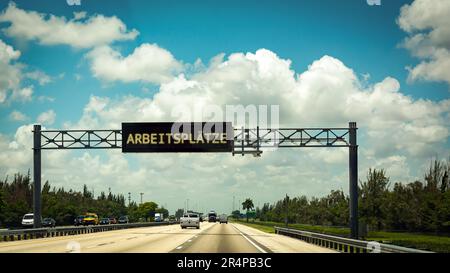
[32,122,358,238]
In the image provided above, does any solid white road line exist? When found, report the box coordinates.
[231,224,267,253]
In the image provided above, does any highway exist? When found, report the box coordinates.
[0,222,336,253]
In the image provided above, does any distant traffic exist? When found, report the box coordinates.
[19,213,134,228]
[18,210,231,231]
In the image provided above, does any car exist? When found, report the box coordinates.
[74,215,85,226]
[109,217,117,224]
[99,218,110,225]
[82,213,99,226]
[42,218,56,227]
[180,213,200,229]
[118,216,129,224]
[21,213,35,228]
[219,214,228,224]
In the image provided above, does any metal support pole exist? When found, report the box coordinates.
[256,126,260,154]
[33,125,42,228]
[349,122,358,239]
[285,194,289,228]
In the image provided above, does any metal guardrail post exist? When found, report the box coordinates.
[0,221,180,242]
[274,226,432,253]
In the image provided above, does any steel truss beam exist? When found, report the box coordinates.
[39,130,122,149]
[38,127,350,153]
[232,127,351,156]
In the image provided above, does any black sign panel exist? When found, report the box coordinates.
[122,122,233,153]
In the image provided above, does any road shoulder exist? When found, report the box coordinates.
[232,223,338,253]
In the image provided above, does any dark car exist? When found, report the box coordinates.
[42,218,56,228]
[118,216,129,224]
[74,215,85,226]
[99,218,110,225]
[109,217,117,224]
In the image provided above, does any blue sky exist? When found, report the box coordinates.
[0,0,449,213]
[0,0,448,132]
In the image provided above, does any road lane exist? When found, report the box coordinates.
[172,222,264,253]
[0,222,215,253]
[0,222,337,253]
[91,222,217,253]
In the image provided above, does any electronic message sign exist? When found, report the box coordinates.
[122,122,233,153]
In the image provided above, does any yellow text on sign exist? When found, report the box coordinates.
[126,133,228,145]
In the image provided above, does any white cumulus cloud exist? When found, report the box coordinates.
[87,43,183,84]
[10,85,33,103]
[0,2,139,49]
[9,110,28,121]
[25,70,52,86]
[0,38,21,103]
[0,39,54,103]
[37,109,56,125]
[398,0,450,85]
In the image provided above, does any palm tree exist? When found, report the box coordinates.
[242,198,254,222]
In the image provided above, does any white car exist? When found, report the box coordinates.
[180,213,200,229]
[219,214,228,224]
[22,213,34,228]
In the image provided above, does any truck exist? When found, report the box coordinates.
[155,213,163,222]
[208,210,217,222]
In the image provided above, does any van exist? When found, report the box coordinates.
[219,214,228,224]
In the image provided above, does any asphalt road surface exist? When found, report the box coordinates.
[0,222,336,253]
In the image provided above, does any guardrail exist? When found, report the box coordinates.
[0,221,179,242]
[274,226,433,253]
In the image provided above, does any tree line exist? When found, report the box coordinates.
[0,171,169,227]
[254,158,450,233]
[1,158,448,232]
